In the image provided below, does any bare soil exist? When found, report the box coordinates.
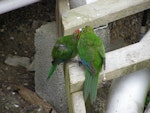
[0,1,55,113]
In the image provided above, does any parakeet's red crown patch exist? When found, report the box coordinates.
[75,29,80,34]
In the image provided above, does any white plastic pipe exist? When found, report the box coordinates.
[0,0,40,14]
[106,68,150,113]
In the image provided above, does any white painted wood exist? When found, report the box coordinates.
[72,91,86,113]
[68,31,150,93]
[62,0,150,35]
[56,0,70,36]
[141,30,150,42]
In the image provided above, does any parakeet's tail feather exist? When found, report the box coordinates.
[83,70,91,101]
[47,64,57,80]
[83,70,98,104]
[90,74,98,104]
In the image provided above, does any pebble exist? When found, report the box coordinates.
[5,106,9,110]
[7,86,11,90]
[24,51,28,54]
[23,83,29,86]
[14,104,19,108]
[12,92,16,95]
[10,37,14,40]
[0,29,4,32]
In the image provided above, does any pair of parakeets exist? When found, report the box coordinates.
[47,26,105,104]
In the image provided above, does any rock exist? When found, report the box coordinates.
[5,55,30,68]
[34,22,68,113]
[4,55,35,71]
[32,20,47,29]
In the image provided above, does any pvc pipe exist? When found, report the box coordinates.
[0,0,40,14]
[106,68,150,113]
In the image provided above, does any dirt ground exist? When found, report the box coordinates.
[0,1,55,113]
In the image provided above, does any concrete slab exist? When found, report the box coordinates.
[34,22,68,113]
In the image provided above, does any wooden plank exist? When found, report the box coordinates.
[67,31,150,93]
[62,0,150,35]
[72,91,86,113]
[56,0,70,36]
[141,30,150,42]
[64,63,74,113]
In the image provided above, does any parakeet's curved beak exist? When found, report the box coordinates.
[79,28,82,32]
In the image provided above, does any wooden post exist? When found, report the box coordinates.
[56,0,70,36]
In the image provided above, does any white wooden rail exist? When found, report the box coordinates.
[56,0,70,36]
[62,0,150,35]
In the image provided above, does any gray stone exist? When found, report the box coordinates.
[34,22,68,113]
[4,55,30,68]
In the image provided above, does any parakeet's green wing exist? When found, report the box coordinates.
[47,33,79,80]
[77,26,105,104]
[83,69,92,101]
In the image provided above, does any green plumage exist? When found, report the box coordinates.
[77,26,105,104]
[47,64,57,80]
[47,30,80,80]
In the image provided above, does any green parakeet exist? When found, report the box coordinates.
[47,29,80,80]
[77,26,105,104]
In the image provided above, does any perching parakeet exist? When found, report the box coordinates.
[77,26,105,104]
[47,29,80,80]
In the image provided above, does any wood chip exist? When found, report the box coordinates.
[17,85,57,113]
